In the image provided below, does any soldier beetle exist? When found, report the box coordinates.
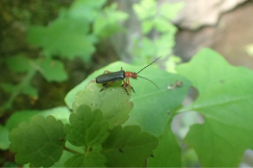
[96,57,161,95]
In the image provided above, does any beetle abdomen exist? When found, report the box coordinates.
[96,70,125,83]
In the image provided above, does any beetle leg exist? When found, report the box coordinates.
[127,78,135,93]
[103,70,111,74]
[100,81,114,92]
[121,79,129,95]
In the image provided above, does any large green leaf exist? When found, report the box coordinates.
[147,121,181,167]
[102,125,158,167]
[65,105,109,147]
[65,61,190,136]
[176,48,253,167]
[9,115,66,167]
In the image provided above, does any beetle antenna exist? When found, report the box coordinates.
[137,75,159,89]
[137,56,161,74]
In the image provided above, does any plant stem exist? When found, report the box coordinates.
[0,68,36,114]
[63,146,81,155]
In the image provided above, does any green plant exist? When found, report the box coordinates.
[8,48,253,167]
[8,58,190,166]
[130,0,184,65]
[0,0,128,112]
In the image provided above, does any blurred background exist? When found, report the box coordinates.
[0,0,253,167]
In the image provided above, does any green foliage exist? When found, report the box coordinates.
[27,0,128,60]
[9,115,66,167]
[27,18,96,60]
[131,0,184,64]
[177,48,253,167]
[1,0,128,112]
[35,57,68,82]
[9,74,159,167]
[65,105,109,147]
[4,54,32,73]
[102,125,158,167]
[65,61,191,136]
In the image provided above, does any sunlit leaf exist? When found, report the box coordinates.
[160,2,184,20]
[177,48,253,167]
[133,0,156,20]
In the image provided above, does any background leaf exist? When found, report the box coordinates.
[65,61,190,136]
[27,18,96,60]
[65,105,109,147]
[9,115,66,167]
[102,125,158,167]
[0,125,10,150]
[4,54,32,72]
[176,48,253,167]
[35,57,68,82]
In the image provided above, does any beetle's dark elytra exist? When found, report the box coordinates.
[96,70,125,84]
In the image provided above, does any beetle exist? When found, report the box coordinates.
[96,57,161,95]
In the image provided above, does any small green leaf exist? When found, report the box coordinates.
[21,83,38,97]
[35,57,68,82]
[27,18,96,60]
[154,18,176,33]
[177,48,253,166]
[0,83,18,94]
[133,0,156,20]
[9,115,66,167]
[102,125,158,167]
[65,152,106,167]
[73,81,133,128]
[147,122,181,167]
[94,7,128,38]
[141,20,154,34]
[4,54,31,72]
[65,105,109,147]
[0,125,10,150]
[69,0,106,20]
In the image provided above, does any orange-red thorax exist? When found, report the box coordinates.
[125,71,137,79]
